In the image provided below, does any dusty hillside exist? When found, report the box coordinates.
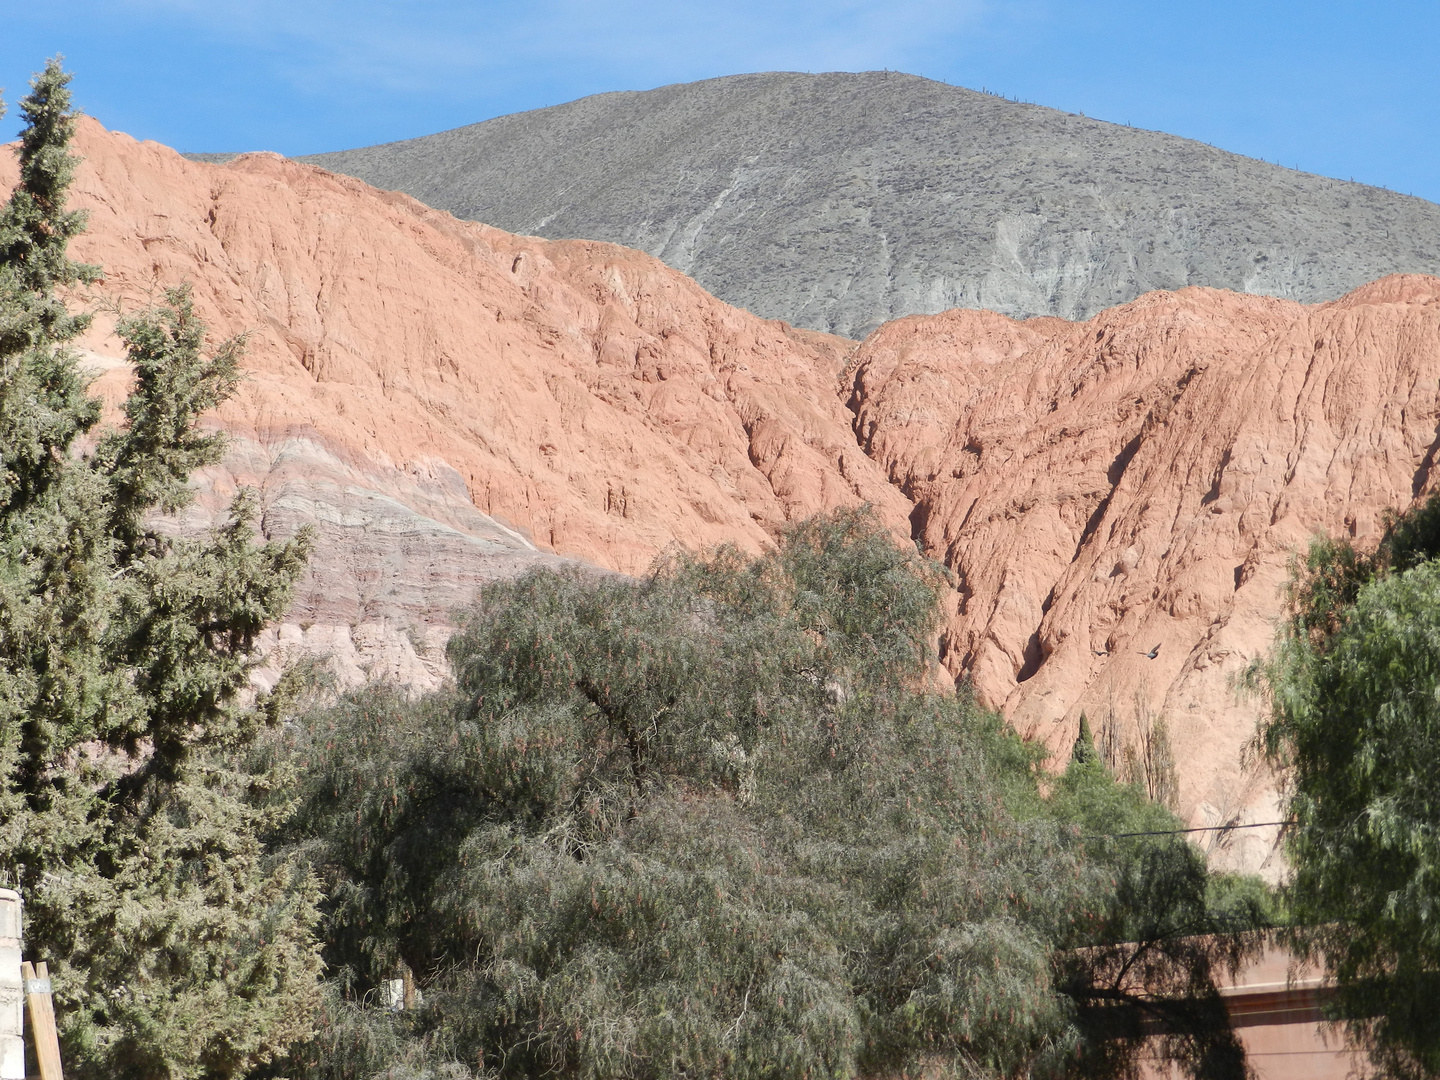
[849,274,1440,873]
[298,71,1440,338]
[4,118,910,687]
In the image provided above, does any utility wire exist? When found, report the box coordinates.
[1082,821,1295,841]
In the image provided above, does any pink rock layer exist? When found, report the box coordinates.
[5,118,910,577]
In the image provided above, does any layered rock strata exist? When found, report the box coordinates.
[9,119,910,688]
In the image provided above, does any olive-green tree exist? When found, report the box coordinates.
[0,60,322,1079]
[1258,493,1440,1079]
[281,510,1268,1080]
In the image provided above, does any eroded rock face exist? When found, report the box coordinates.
[5,119,911,688]
[16,120,1440,877]
[849,275,1440,874]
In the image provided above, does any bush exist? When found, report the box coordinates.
[1259,495,1440,1078]
[279,510,1267,1080]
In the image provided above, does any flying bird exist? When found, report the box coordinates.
[1138,644,1160,659]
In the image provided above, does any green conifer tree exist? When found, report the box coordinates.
[0,60,322,1079]
[1071,711,1098,766]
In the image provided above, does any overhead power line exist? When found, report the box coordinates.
[1083,821,1295,841]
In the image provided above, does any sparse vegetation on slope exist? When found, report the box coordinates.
[300,72,1440,338]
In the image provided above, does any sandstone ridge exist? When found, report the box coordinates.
[6,118,911,689]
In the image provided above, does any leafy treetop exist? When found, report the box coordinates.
[281,509,1270,1080]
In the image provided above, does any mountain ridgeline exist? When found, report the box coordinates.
[46,115,1440,879]
[296,71,1440,337]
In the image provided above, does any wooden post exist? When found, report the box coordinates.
[0,890,20,1080]
[20,962,63,1080]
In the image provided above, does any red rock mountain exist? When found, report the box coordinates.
[849,277,1440,872]
[10,121,1440,875]
[3,120,911,686]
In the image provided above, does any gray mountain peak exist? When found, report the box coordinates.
[298,71,1440,338]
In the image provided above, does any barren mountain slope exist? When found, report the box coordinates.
[19,120,1440,878]
[849,274,1440,874]
[5,119,911,686]
[298,71,1440,338]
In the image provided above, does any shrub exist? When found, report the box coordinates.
[282,511,1266,1079]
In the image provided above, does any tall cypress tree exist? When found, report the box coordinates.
[0,60,322,1079]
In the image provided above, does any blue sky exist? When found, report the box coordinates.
[2,1,1437,202]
